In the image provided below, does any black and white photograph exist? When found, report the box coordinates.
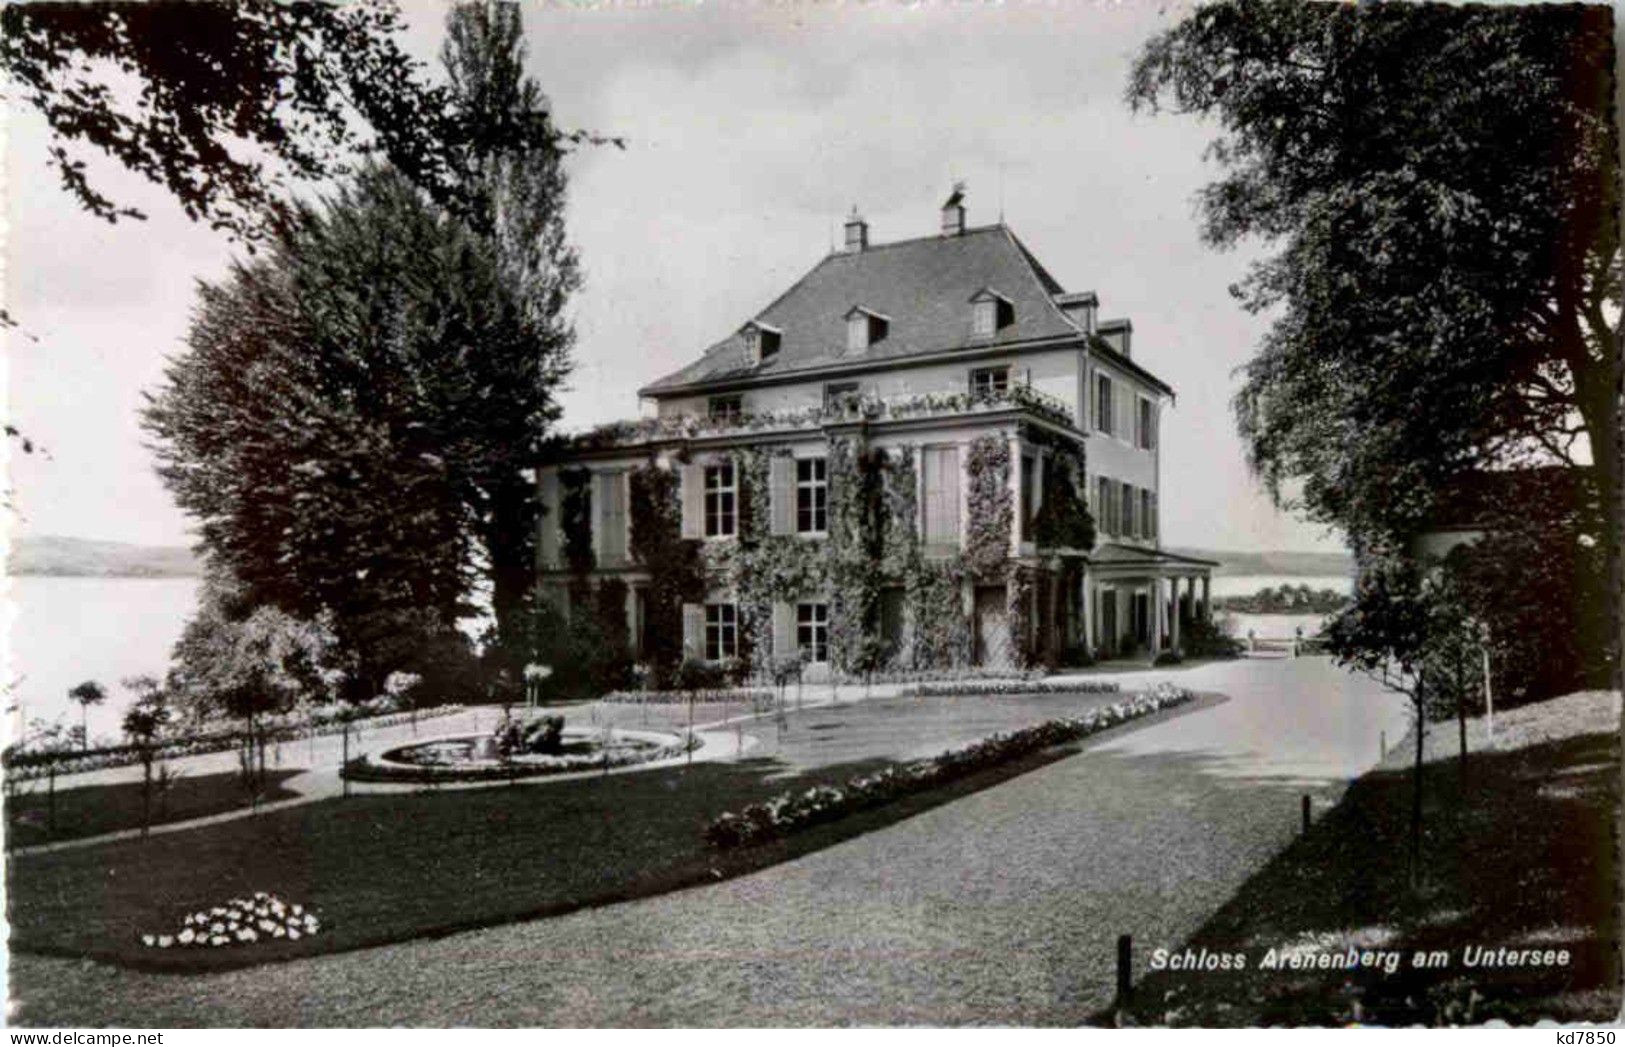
[3,0,1621,1029]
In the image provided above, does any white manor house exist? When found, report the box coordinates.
[537,192,1215,677]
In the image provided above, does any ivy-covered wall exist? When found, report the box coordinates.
[572,423,1094,679]
[628,461,704,687]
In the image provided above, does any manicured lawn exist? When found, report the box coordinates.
[1119,700,1620,1026]
[9,688,1195,973]
[6,770,301,849]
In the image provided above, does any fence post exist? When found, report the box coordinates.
[1115,933,1133,1008]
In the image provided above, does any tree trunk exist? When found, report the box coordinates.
[1457,651,1468,783]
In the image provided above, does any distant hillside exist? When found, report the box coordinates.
[1166,547,1353,578]
[8,536,200,578]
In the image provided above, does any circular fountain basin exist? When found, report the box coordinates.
[341,726,697,784]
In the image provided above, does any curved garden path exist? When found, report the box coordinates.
[10,657,1409,1026]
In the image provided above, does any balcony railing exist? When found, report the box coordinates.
[565,386,1078,452]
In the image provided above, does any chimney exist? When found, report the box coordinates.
[843,207,868,253]
[940,182,966,236]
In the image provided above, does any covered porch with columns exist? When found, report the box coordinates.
[1083,544,1219,661]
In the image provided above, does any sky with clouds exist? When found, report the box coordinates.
[5,0,1345,554]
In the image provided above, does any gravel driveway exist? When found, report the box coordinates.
[9,656,1410,1026]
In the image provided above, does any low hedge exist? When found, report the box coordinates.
[703,683,1192,849]
[898,679,1122,699]
[4,705,467,782]
[600,687,775,707]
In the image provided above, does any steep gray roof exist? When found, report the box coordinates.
[640,224,1085,396]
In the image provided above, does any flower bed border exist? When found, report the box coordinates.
[4,705,467,781]
[600,687,775,706]
[898,679,1121,698]
[703,684,1190,849]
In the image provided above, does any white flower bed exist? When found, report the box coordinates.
[141,892,320,949]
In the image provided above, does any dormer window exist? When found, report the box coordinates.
[969,288,1014,337]
[844,306,889,352]
[742,321,782,366]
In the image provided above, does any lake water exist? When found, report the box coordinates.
[5,575,201,746]
[1211,574,1352,641]
[3,571,1354,744]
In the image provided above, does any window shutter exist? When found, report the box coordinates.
[770,456,795,535]
[538,471,560,568]
[680,464,703,539]
[772,602,794,660]
[682,604,704,660]
[1150,491,1159,540]
[595,473,614,564]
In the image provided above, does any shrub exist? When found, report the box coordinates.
[673,658,727,692]
[1183,613,1243,658]
[1153,649,1185,666]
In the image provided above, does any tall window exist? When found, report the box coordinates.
[599,472,628,564]
[704,462,736,538]
[1096,476,1112,536]
[922,445,961,546]
[1096,374,1115,436]
[796,457,828,534]
[1122,482,1136,538]
[1140,489,1153,541]
[704,603,738,661]
[969,366,1010,399]
[797,602,829,663]
[1137,397,1156,450]
[709,395,743,424]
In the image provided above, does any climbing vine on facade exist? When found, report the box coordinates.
[964,435,1013,578]
[629,461,704,687]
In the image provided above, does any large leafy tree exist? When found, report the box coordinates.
[1129,0,1620,670]
[0,0,609,245]
[143,165,555,695]
[440,0,580,654]
[2,0,613,459]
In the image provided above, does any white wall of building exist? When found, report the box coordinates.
[655,345,1085,421]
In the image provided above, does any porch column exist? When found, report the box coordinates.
[1201,575,1211,620]
[1170,575,1182,652]
[1150,579,1164,656]
[1081,566,1095,656]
